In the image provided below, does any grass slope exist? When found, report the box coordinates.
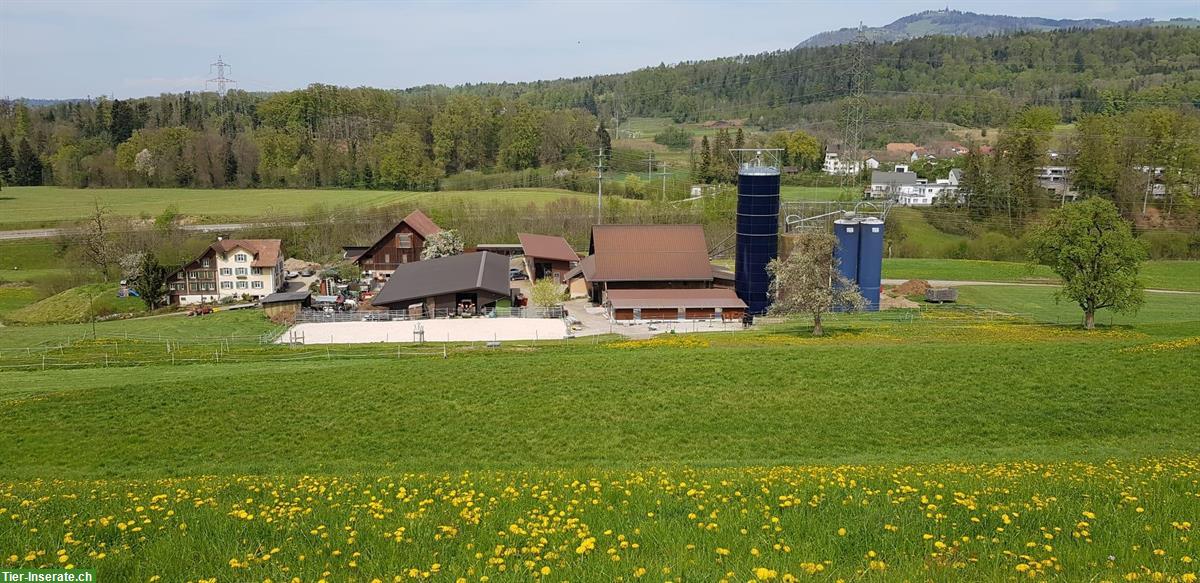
[0,285,38,319]
[4,283,145,325]
[0,309,278,348]
[952,285,1200,325]
[0,187,597,229]
[885,258,1200,291]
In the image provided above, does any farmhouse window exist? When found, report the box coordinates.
[235,267,248,276]
[221,282,233,290]
[201,258,211,268]
[252,267,263,275]
[252,281,263,289]
[397,233,413,249]
[235,254,248,262]
[236,281,248,289]
[220,268,232,276]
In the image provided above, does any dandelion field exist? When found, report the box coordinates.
[1,314,1198,581]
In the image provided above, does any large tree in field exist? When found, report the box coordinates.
[13,138,42,186]
[0,134,14,183]
[420,229,464,261]
[1027,197,1146,330]
[766,231,866,336]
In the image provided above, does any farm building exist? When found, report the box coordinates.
[370,251,512,316]
[472,243,524,257]
[517,233,579,282]
[168,238,285,305]
[564,224,736,321]
[260,290,312,320]
[350,209,442,280]
[606,288,746,322]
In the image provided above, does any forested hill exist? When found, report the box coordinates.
[439,26,1199,128]
[0,26,1197,191]
[795,10,1198,48]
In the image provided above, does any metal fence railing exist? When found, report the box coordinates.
[293,306,564,324]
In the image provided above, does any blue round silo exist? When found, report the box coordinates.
[832,218,860,286]
[735,164,780,315]
[857,217,885,311]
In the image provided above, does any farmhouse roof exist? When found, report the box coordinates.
[212,239,282,268]
[586,224,713,282]
[401,209,442,238]
[260,290,311,305]
[606,288,747,310]
[518,233,578,263]
[371,252,509,307]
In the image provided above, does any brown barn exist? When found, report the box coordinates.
[370,252,511,316]
[352,210,441,279]
[518,233,579,282]
[606,289,746,322]
[564,224,741,322]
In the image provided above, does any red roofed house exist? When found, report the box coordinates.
[169,238,285,305]
[563,224,745,321]
[350,210,442,280]
[517,233,579,282]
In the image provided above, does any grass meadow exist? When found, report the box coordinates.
[0,307,1198,580]
[0,187,598,230]
[884,258,1200,292]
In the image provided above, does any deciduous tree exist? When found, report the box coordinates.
[1027,197,1146,329]
[420,229,464,261]
[766,231,865,336]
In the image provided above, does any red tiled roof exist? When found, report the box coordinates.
[588,225,713,282]
[606,288,747,310]
[518,233,578,263]
[402,209,441,238]
[212,239,282,268]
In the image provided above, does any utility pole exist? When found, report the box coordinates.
[596,147,606,224]
[206,55,236,96]
[658,161,670,200]
[643,150,656,181]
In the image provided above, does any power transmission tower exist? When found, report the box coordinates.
[207,55,237,96]
[595,148,606,224]
[840,24,869,194]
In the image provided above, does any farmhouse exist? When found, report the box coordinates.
[350,210,441,280]
[169,238,285,305]
[517,233,579,282]
[370,251,511,316]
[869,167,919,198]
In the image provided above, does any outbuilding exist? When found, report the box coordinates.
[370,251,511,316]
[517,233,579,282]
[605,288,747,322]
[260,290,311,320]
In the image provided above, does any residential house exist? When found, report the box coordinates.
[869,165,919,199]
[898,168,963,206]
[517,233,579,282]
[350,209,442,280]
[822,152,879,176]
[370,251,512,316]
[169,238,285,305]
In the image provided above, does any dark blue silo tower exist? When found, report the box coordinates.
[857,217,885,311]
[832,218,860,285]
[735,162,781,314]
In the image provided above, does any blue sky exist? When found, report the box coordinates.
[1,0,1195,99]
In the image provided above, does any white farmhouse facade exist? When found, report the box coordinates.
[823,152,878,176]
[169,239,285,305]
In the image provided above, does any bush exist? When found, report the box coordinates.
[652,127,693,149]
[1141,231,1200,259]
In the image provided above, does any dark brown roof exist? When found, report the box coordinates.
[606,288,747,310]
[518,233,578,263]
[212,239,282,268]
[371,252,509,307]
[563,255,595,281]
[402,209,441,238]
[587,225,712,282]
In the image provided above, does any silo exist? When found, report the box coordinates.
[832,218,860,286]
[735,161,781,314]
[857,217,885,311]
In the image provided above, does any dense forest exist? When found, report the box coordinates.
[0,26,1196,192]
